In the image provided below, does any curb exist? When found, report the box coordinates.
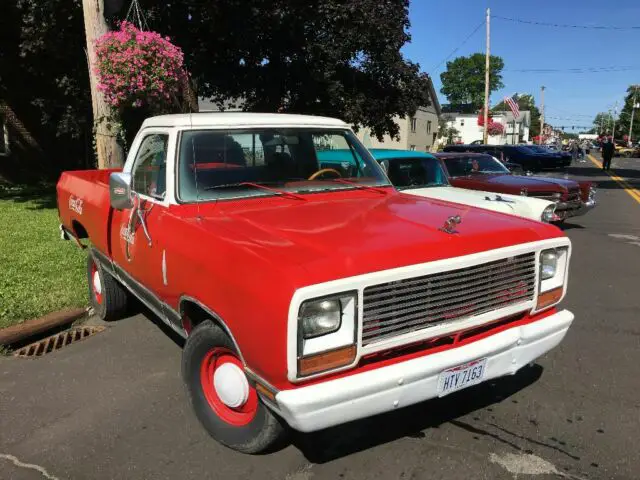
[0,308,88,346]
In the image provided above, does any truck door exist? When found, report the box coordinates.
[110,132,171,315]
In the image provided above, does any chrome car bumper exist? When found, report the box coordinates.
[273,310,574,433]
[555,198,596,219]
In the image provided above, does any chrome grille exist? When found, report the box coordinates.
[566,188,581,203]
[530,191,558,200]
[362,253,536,345]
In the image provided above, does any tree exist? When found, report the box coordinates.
[437,117,459,145]
[592,112,612,134]
[615,85,640,142]
[493,93,541,138]
[139,0,432,140]
[440,53,504,107]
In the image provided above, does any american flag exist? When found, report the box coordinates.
[504,95,520,120]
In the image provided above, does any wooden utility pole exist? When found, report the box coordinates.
[82,0,125,168]
[539,86,545,144]
[629,86,638,145]
[482,8,491,144]
[612,100,618,140]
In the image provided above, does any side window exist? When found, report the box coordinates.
[131,134,169,199]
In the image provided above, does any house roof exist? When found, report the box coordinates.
[141,112,347,129]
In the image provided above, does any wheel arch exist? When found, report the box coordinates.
[72,219,89,239]
[179,296,245,364]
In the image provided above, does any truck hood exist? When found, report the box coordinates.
[196,190,562,286]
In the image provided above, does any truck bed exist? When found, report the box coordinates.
[57,169,120,255]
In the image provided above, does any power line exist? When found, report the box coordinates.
[504,65,640,74]
[492,15,640,31]
[430,20,485,73]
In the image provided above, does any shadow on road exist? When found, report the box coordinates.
[292,364,543,463]
[566,165,640,190]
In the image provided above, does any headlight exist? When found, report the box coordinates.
[297,292,358,378]
[300,298,342,339]
[537,247,570,310]
[541,205,557,223]
[540,250,558,279]
[588,186,597,202]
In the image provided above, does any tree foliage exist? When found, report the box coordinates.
[615,85,640,141]
[440,54,504,108]
[138,0,432,140]
[592,112,612,135]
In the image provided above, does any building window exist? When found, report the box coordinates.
[460,119,465,127]
[0,114,9,156]
[427,120,432,134]
[410,117,417,133]
[409,145,416,151]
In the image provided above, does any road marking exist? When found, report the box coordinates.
[0,453,60,480]
[489,452,587,479]
[608,234,640,241]
[588,154,640,204]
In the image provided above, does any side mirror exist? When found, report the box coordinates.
[109,172,133,210]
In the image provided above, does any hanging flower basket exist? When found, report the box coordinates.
[95,21,187,112]
[487,121,505,136]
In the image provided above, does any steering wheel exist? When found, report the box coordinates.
[308,168,342,180]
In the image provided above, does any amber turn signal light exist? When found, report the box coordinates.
[537,287,563,310]
[298,345,356,377]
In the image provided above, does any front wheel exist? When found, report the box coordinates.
[87,252,129,321]
[182,321,286,453]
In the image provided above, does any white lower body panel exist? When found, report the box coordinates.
[274,309,574,432]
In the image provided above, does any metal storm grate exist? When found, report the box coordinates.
[13,326,105,358]
[362,253,536,345]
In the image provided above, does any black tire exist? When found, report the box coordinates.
[182,321,286,454]
[87,251,128,321]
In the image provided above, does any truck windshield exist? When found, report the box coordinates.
[177,129,390,202]
[443,155,510,176]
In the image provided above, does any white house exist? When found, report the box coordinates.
[442,107,531,145]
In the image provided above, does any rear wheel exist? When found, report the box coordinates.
[182,321,286,453]
[87,252,129,321]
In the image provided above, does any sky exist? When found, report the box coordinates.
[403,0,640,131]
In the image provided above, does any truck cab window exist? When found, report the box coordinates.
[131,134,169,199]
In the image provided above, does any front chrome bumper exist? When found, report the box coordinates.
[273,309,574,432]
[555,198,596,219]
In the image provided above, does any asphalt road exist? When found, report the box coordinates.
[1,156,639,480]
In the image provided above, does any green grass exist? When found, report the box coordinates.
[0,184,87,329]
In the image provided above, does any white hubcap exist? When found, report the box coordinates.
[213,362,249,408]
[92,271,102,295]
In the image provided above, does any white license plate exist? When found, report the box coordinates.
[437,358,487,397]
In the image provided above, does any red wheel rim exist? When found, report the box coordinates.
[200,347,258,426]
[91,262,103,305]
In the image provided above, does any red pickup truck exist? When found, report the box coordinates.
[57,113,574,453]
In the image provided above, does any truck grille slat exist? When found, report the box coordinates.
[363,283,534,335]
[364,264,535,311]
[364,272,535,319]
[365,256,534,297]
[362,292,533,342]
[362,252,536,345]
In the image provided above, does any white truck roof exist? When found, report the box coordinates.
[141,112,348,129]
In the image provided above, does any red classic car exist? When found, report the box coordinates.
[57,113,575,454]
[435,153,596,221]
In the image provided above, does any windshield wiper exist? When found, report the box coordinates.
[329,178,390,195]
[204,182,306,201]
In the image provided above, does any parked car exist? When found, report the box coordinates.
[57,113,575,454]
[342,149,558,223]
[527,145,573,164]
[443,144,571,171]
[435,152,596,222]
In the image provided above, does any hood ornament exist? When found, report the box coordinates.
[439,215,461,234]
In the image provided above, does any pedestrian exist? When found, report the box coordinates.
[570,140,579,163]
[601,136,615,171]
